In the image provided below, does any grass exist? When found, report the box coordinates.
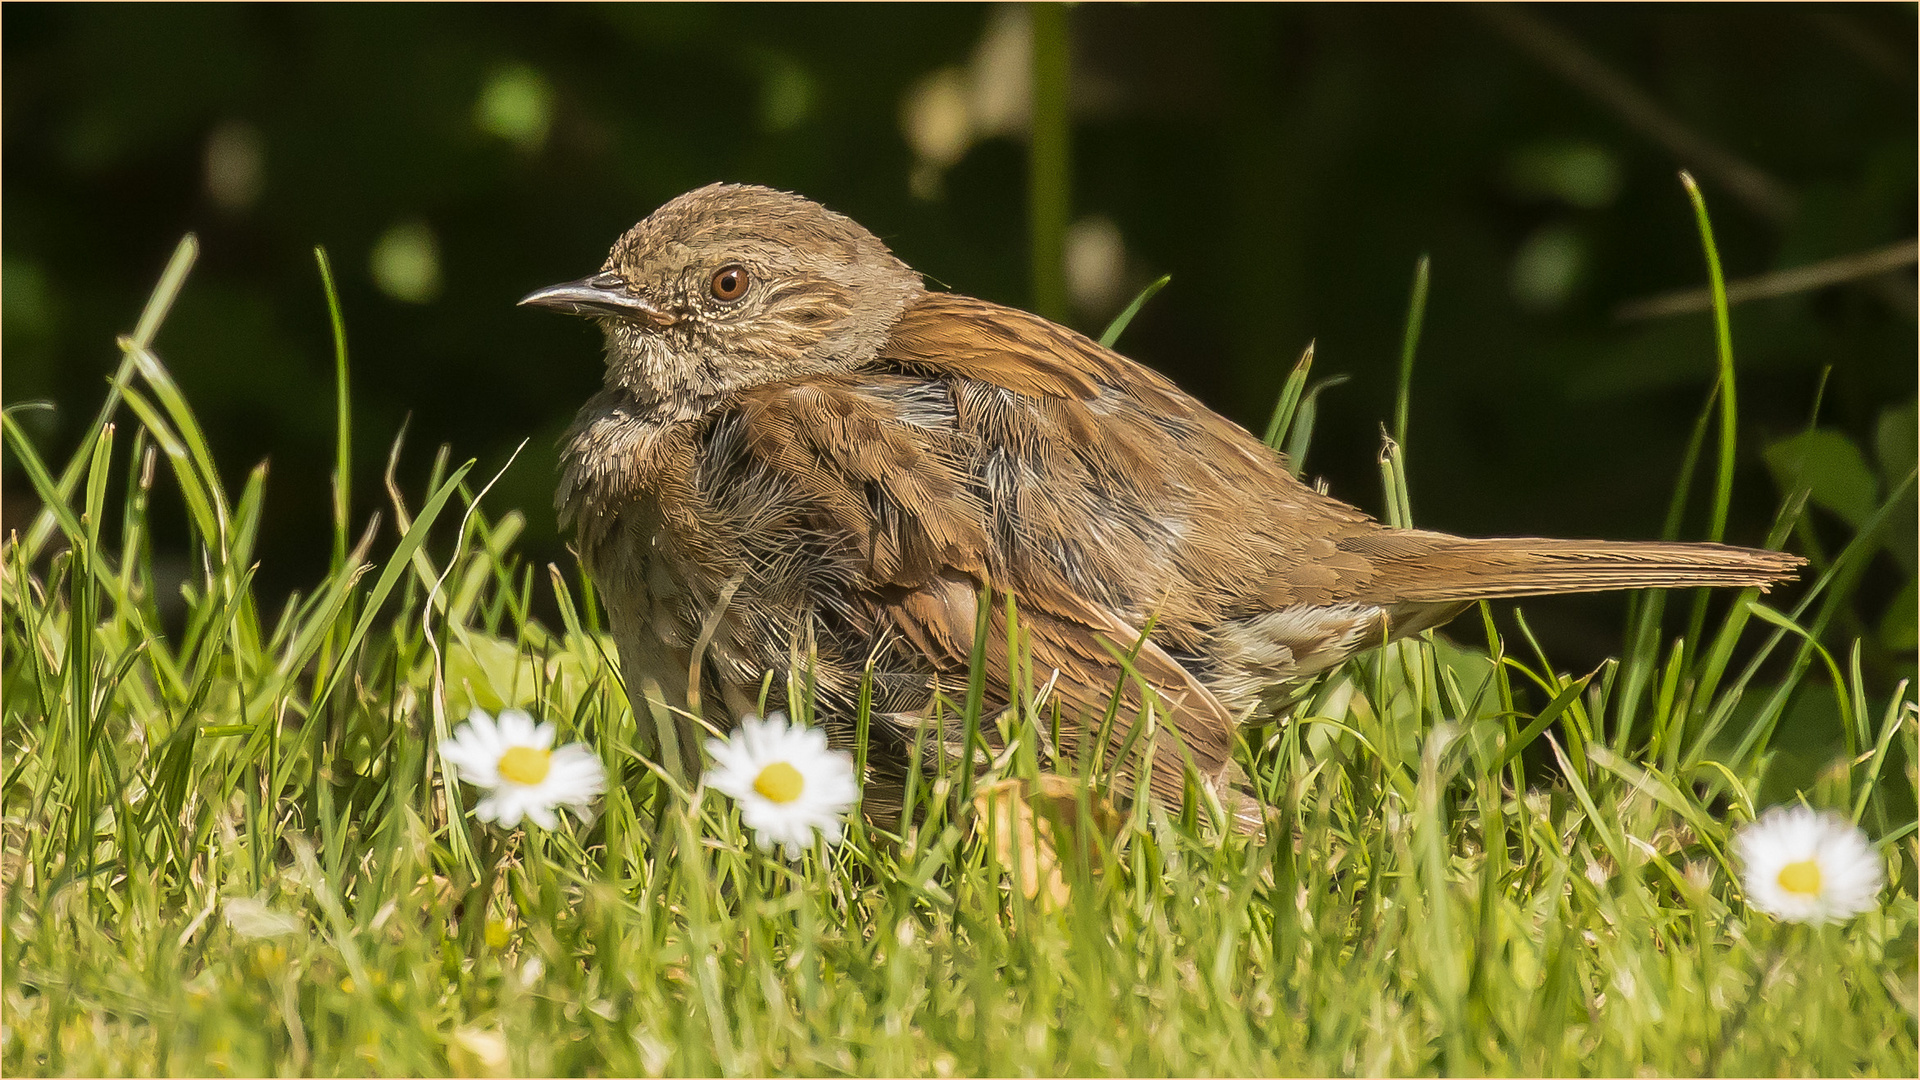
[3,208,1916,1076]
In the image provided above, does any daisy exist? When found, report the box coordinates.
[439,708,606,829]
[1731,804,1884,925]
[704,712,859,859]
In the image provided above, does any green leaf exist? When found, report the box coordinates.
[1874,399,1918,577]
[1763,428,1879,529]
[1875,399,1918,484]
[1879,579,1917,652]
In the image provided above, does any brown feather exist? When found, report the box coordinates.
[544,184,1806,830]
[1335,531,1805,603]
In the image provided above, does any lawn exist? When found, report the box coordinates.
[4,216,1915,1076]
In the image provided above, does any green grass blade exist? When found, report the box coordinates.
[1379,433,1413,528]
[2,413,89,546]
[1393,254,1431,449]
[1285,375,1349,480]
[1618,384,1722,743]
[1702,469,1915,767]
[1494,675,1591,768]
[1679,171,1740,665]
[308,458,476,721]
[116,385,223,549]
[1028,2,1071,324]
[316,246,353,573]
[21,235,197,562]
[1679,172,1738,546]
[1098,274,1170,349]
[123,343,230,546]
[1261,342,1314,450]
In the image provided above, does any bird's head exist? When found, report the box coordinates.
[521,183,923,418]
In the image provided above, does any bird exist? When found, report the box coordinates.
[520,182,1802,826]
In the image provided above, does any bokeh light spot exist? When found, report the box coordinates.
[1065,215,1127,317]
[204,120,266,212]
[476,64,554,152]
[371,221,443,304]
[1510,223,1585,312]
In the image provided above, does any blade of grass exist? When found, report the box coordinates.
[1617,382,1721,745]
[1393,254,1431,450]
[1028,2,1071,324]
[1098,274,1170,349]
[1494,675,1593,768]
[308,458,476,723]
[123,341,230,546]
[1379,432,1413,528]
[22,235,198,562]
[1283,375,1349,479]
[1679,171,1739,662]
[1261,342,1315,450]
[316,247,353,574]
[1698,469,1913,768]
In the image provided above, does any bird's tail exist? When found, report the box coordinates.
[1339,529,1805,604]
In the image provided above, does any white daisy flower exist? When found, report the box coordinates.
[703,712,859,859]
[222,896,304,940]
[1732,804,1884,925]
[439,708,606,829]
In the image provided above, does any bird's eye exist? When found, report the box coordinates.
[710,264,749,302]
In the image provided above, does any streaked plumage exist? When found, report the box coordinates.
[527,183,1803,824]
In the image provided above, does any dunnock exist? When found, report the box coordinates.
[522,183,1801,823]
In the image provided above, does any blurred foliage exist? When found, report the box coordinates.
[3,2,1914,670]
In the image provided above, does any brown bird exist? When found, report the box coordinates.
[522,183,1801,824]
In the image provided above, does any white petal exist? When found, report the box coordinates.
[441,737,499,780]
[551,742,602,767]
[455,718,507,764]
[1734,805,1885,924]
[472,793,510,826]
[495,710,534,747]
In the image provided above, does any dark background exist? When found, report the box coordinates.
[5,3,1914,674]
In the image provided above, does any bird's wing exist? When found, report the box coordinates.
[871,293,1387,621]
[726,366,1243,812]
[867,292,1416,744]
[871,294,1802,687]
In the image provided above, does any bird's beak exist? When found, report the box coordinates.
[518,271,671,325]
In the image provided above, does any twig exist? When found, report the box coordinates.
[1803,10,1909,83]
[1476,4,1796,223]
[1616,238,1918,320]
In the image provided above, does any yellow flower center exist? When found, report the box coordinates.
[753,761,805,803]
[497,746,551,786]
[1777,858,1823,896]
